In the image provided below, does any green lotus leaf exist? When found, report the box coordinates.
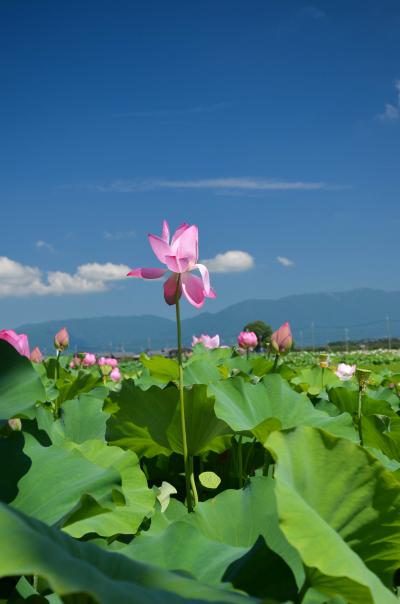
[265,426,400,603]
[0,340,46,419]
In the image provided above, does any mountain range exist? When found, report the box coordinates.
[17,288,400,353]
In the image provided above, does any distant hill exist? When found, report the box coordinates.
[17,288,400,353]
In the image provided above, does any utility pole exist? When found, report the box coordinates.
[344,328,349,353]
[386,316,392,350]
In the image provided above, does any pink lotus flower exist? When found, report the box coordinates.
[237,331,258,350]
[30,346,43,363]
[192,334,220,349]
[98,356,118,368]
[110,367,121,382]
[271,322,293,354]
[82,353,96,366]
[335,363,356,381]
[54,327,69,351]
[0,329,30,358]
[70,356,81,369]
[127,220,216,308]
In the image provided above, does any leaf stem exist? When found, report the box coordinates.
[272,353,279,372]
[175,278,194,512]
[357,387,364,446]
[237,434,243,488]
[53,350,61,419]
[189,456,199,507]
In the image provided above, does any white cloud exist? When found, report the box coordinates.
[36,240,56,253]
[202,250,255,273]
[104,230,136,240]
[91,177,331,194]
[0,257,130,298]
[277,256,294,267]
[77,262,130,282]
[378,80,400,121]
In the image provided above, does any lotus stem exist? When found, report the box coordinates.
[237,434,243,488]
[189,456,198,507]
[53,350,61,419]
[357,388,364,446]
[175,279,194,512]
[272,353,279,372]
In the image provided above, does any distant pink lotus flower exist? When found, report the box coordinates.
[127,220,216,308]
[237,331,258,350]
[335,363,356,381]
[54,327,69,352]
[271,322,293,354]
[192,334,220,349]
[110,367,121,382]
[30,346,43,363]
[98,356,118,368]
[82,353,96,366]
[0,329,30,358]
[69,356,81,369]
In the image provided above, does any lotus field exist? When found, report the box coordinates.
[1,221,400,604]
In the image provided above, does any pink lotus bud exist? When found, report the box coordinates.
[110,367,121,382]
[271,322,293,354]
[105,357,118,368]
[54,327,69,352]
[237,331,258,350]
[82,352,96,366]
[30,346,43,363]
[69,356,81,369]
[0,329,30,358]
[335,363,356,381]
[192,334,220,349]
[8,418,22,431]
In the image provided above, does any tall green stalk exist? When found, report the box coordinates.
[175,278,195,512]
[357,388,364,446]
[356,368,370,447]
[272,353,279,372]
[237,434,243,488]
[53,350,61,419]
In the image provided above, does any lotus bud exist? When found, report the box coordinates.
[110,367,122,382]
[105,357,118,368]
[271,322,293,354]
[69,356,81,369]
[30,346,43,363]
[82,352,96,366]
[237,331,258,350]
[8,418,22,431]
[54,327,69,352]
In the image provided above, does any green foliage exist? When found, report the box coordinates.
[2,342,400,603]
[0,340,45,419]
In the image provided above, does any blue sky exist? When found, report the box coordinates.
[1,0,399,327]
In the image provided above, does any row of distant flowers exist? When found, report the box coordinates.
[0,323,361,383]
[0,327,121,382]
